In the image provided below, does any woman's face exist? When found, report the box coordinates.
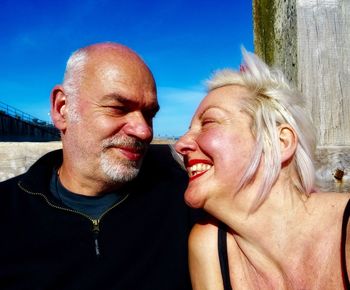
[175,85,257,209]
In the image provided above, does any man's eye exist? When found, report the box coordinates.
[143,110,157,120]
[107,106,127,113]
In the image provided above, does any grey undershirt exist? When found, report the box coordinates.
[50,169,125,219]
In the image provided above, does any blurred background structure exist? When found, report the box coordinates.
[0,101,60,141]
[1,0,350,189]
[254,0,350,191]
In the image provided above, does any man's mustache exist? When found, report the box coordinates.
[102,136,148,152]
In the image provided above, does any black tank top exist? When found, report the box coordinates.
[218,223,233,290]
[218,200,350,290]
[341,198,350,289]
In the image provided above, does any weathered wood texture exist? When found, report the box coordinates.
[253,0,298,84]
[254,0,350,191]
[297,0,350,146]
[297,0,350,191]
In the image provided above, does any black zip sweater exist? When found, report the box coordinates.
[0,144,195,290]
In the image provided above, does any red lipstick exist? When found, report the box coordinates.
[185,159,213,167]
[189,171,208,182]
[185,159,213,182]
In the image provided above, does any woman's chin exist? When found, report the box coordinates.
[184,189,206,209]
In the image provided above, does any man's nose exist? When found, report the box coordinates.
[123,111,153,143]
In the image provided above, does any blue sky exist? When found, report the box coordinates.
[0,0,253,138]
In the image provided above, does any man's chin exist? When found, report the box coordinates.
[102,162,140,183]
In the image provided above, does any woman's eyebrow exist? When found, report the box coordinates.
[198,105,229,119]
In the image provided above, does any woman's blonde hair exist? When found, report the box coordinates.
[207,49,316,211]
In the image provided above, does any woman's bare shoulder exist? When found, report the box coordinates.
[308,191,350,212]
[189,219,224,290]
[190,219,220,248]
[343,195,350,285]
[312,191,350,198]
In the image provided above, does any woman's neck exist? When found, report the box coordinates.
[204,183,348,289]
[204,180,315,283]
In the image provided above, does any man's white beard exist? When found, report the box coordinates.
[100,151,141,183]
[100,135,148,183]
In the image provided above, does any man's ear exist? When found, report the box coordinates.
[50,85,67,131]
[278,124,297,166]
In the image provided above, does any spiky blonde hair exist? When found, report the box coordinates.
[207,49,316,211]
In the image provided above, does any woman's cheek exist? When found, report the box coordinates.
[199,129,227,153]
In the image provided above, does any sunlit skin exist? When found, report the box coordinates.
[51,44,159,196]
[175,85,257,210]
[175,85,350,289]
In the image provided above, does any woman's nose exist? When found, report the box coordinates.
[175,131,197,155]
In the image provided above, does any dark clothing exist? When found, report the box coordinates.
[341,198,350,289]
[0,145,195,290]
[218,199,350,289]
[50,169,126,219]
[218,223,232,290]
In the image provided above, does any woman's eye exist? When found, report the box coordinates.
[201,119,215,126]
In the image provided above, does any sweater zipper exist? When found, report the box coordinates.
[18,181,129,257]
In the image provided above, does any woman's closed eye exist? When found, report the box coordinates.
[201,118,217,127]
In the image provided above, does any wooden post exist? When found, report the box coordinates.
[253,0,298,85]
[253,0,350,191]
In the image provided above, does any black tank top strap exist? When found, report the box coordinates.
[218,222,233,290]
[341,198,350,288]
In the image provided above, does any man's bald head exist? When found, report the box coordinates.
[50,42,158,192]
[62,42,155,121]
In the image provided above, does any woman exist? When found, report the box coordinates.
[175,50,350,289]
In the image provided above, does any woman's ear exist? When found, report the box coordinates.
[278,124,297,166]
[50,85,67,131]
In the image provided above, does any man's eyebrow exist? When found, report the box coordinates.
[102,93,137,105]
[103,93,160,112]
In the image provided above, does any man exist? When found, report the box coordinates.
[0,43,194,289]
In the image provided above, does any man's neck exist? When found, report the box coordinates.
[57,164,123,196]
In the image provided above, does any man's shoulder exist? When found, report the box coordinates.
[0,175,24,210]
[144,144,186,175]
[0,149,62,195]
[138,144,188,189]
[129,144,189,201]
[0,175,22,190]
